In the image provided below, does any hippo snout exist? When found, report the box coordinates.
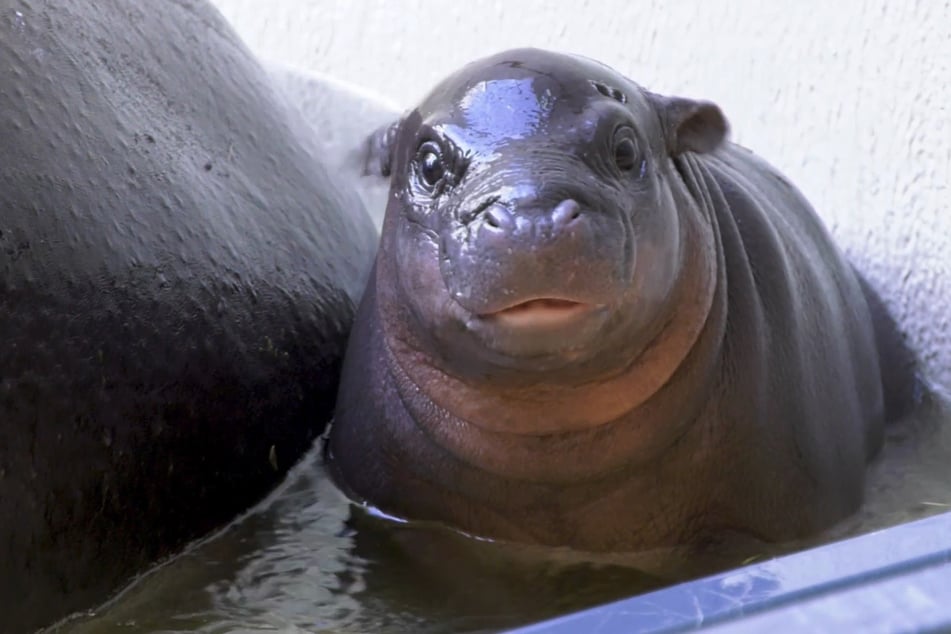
[478,198,584,245]
[440,195,632,316]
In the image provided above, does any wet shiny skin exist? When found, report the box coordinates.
[388,53,683,377]
[57,45,932,634]
[329,48,903,555]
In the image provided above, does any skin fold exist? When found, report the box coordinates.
[329,48,913,554]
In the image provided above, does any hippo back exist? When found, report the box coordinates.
[0,0,376,630]
[685,143,887,538]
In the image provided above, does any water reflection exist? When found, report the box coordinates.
[56,393,951,634]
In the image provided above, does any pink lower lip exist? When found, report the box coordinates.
[483,299,594,326]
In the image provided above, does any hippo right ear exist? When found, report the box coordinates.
[649,93,729,156]
[363,120,402,178]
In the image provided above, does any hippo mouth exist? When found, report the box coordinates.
[459,297,612,361]
[480,298,598,327]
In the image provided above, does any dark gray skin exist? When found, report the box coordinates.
[329,48,912,555]
[0,1,376,631]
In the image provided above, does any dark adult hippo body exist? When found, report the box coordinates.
[0,1,376,630]
[329,49,911,554]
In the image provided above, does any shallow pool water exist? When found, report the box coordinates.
[53,393,951,634]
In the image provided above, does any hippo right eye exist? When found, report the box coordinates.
[417,141,447,191]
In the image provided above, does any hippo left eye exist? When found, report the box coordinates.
[417,141,447,191]
[614,136,639,172]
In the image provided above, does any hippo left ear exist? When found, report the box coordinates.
[650,94,729,156]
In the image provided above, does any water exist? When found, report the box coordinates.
[52,393,951,634]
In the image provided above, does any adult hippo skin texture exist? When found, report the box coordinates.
[0,1,376,630]
[328,48,915,557]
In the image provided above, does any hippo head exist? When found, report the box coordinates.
[373,48,727,384]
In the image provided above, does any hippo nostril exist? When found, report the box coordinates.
[461,195,502,227]
[484,205,515,232]
[551,199,583,229]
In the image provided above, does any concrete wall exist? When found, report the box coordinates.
[212,0,951,391]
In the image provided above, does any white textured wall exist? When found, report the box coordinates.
[213,0,951,391]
